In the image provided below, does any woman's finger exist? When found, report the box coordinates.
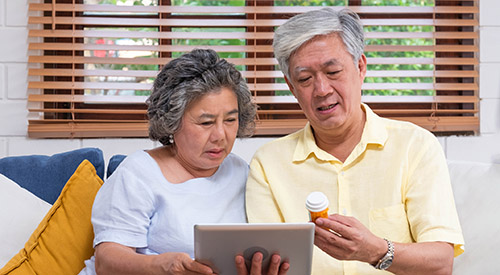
[235,254,249,275]
[249,252,263,275]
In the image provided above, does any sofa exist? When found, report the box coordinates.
[0,147,499,274]
[0,148,125,275]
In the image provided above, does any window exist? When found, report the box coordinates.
[27,0,478,138]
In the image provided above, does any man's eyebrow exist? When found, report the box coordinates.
[322,59,340,67]
[292,59,340,74]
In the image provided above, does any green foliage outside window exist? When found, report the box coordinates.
[84,0,436,97]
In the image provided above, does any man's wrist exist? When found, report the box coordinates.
[372,238,394,270]
[369,238,389,265]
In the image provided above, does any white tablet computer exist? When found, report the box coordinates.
[194,223,314,275]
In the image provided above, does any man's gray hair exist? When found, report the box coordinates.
[273,8,365,79]
[147,49,256,145]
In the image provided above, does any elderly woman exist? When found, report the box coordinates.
[79,49,288,275]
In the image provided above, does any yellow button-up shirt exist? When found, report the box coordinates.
[246,104,464,275]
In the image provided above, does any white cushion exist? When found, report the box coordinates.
[448,160,500,274]
[0,173,51,267]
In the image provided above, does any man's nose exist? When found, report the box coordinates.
[314,74,333,97]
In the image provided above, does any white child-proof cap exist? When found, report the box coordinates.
[305,191,329,212]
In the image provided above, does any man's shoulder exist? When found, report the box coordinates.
[377,116,441,151]
[379,116,435,138]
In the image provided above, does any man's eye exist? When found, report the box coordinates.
[225,118,237,122]
[201,121,214,126]
[327,70,341,75]
[298,76,311,83]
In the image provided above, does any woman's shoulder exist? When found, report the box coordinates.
[108,150,160,181]
[117,150,154,167]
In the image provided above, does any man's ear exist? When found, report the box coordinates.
[358,53,367,81]
[284,75,296,97]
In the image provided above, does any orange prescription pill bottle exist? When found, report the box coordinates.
[305,191,329,223]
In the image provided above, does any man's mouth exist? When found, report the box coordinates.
[317,103,338,111]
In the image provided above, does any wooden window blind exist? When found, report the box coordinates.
[27,0,479,138]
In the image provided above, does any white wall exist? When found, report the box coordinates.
[0,0,499,165]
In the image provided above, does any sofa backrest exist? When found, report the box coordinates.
[106,154,127,179]
[0,148,105,204]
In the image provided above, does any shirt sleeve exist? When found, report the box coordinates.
[91,165,156,249]
[404,132,465,257]
[246,149,285,223]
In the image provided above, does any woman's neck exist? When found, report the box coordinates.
[147,146,217,184]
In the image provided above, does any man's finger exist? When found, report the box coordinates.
[266,254,281,275]
[316,217,355,240]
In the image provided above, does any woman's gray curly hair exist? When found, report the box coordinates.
[147,49,256,145]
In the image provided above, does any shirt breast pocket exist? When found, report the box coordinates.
[369,204,414,243]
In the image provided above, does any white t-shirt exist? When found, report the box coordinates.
[79,150,248,274]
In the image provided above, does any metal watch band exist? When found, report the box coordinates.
[373,238,394,270]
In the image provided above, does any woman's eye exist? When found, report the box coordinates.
[201,121,214,126]
[225,118,237,123]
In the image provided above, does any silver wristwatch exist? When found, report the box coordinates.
[373,238,394,270]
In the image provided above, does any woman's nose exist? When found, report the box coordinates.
[210,122,225,142]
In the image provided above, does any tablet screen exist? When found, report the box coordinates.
[194,223,314,275]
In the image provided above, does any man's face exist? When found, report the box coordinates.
[285,33,367,136]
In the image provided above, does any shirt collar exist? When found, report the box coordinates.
[360,103,388,148]
[292,103,388,162]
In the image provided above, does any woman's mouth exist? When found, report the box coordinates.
[206,148,224,158]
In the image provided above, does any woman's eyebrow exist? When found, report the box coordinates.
[198,109,238,119]
[227,109,239,115]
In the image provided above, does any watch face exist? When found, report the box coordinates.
[380,258,393,270]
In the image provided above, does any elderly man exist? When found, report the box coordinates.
[246,8,464,275]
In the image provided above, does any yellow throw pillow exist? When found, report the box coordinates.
[0,160,103,275]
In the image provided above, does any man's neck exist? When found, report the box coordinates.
[313,110,366,163]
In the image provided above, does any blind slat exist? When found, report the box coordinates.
[28,56,478,66]
[29,43,479,54]
[28,68,478,78]
[28,81,478,92]
[28,17,477,27]
[29,4,478,14]
[29,29,477,40]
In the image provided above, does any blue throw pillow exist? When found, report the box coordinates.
[106,154,127,179]
[0,148,104,204]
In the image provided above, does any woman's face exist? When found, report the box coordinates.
[173,87,239,176]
